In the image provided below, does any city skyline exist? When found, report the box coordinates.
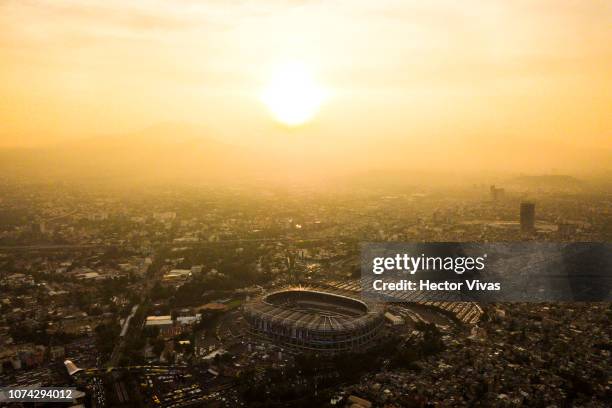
[0,3,611,406]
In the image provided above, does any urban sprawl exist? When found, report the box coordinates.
[0,181,610,407]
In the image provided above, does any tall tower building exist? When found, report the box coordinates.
[490,185,505,201]
[520,202,535,232]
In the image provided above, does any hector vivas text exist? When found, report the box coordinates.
[370,253,501,292]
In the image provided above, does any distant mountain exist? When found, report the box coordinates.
[0,123,609,188]
[510,175,585,190]
[0,123,256,185]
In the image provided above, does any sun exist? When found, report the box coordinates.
[261,61,326,126]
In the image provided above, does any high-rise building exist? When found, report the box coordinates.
[520,202,535,232]
[490,185,505,201]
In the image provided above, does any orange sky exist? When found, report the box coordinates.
[0,0,610,169]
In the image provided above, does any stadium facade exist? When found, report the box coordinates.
[243,288,384,352]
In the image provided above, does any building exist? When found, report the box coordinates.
[384,312,404,326]
[244,288,384,352]
[145,315,175,337]
[162,269,191,284]
[64,359,83,376]
[489,185,505,201]
[176,314,201,326]
[520,202,536,232]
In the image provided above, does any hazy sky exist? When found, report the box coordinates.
[1,0,610,171]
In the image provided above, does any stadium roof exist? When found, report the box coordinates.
[244,287,383,333]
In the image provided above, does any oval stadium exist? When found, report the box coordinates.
[243,287,384,352]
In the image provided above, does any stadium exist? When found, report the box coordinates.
[243,287,384,352]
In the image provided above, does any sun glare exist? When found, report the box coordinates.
[261,61,326,126]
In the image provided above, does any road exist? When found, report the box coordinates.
[108,254,166,367]
[120,305,139,337]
